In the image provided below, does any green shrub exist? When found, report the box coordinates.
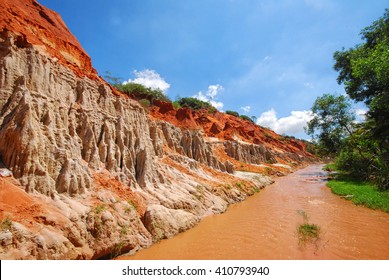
[226,110,239,117]
[240,115,254,123]
[335,149,370,180]
[93,204,107,215]
[172,101,181,109]
[0,217,12,232]
[139,99,151,108]
[369,158,389,191]
[175,97,216,112]
[118,82,171,102]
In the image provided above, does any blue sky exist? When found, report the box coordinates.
[38,0,387,138]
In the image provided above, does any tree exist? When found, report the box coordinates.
[306,94,355,155]
[103,71,123,86]
[333,9,389,152]
[332,9,389,189]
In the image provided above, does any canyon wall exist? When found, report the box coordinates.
[0,0,315,259]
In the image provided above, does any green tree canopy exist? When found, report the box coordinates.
[306,94,355,155]
[333,9,389,148]
[311,9,389,190]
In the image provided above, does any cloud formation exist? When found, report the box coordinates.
[256,109,313,135]
[194,84,224,110]
[354,108,367,122]
[124,69,170,93]
[241,106,251,113]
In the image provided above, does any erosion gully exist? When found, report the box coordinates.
[118,164,389,260]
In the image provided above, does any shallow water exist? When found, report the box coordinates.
[119,164,389,260]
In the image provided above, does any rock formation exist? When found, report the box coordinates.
[0,0,316,259]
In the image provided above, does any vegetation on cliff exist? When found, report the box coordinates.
[174,97,216,112]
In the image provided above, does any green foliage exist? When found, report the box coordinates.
[120,225,129,236]
[235,182,243,190]
[306,93,355,155]
[139,99,151,108]
[336,149,370,180]
[118,82,171,103]
[175,97,216,112]
[111,242,124,259]
[323,163,337,172]
[334,9,389,102]
[172,101,181,109]
[369,158,389,191]
[327,173,389,212]
[239,115,255,123]
[333,9,389,161]
[296,210,320,246]
[0,217,12,232]
[93,204,107,215]
[319,10,389,190]
[297,223,321,243]
[225,110,240,117]
[127,200,138,211]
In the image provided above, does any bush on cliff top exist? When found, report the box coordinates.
[175,97,216,112]
[226,110,240,117]
[239,115,255,123]
[115,82,171,103]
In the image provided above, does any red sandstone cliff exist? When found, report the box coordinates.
[0,0,97,78]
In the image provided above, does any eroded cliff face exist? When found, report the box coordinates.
[0,0,315,259]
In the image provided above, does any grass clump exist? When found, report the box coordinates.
[323,163,337,172]
[127,200,138,211]
[327,173,389,212]
[93,203,107,215]
[296,210,321,246]
[297,223,321,243]
[0,217,12,232]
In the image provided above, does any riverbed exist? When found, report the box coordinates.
[119,164,389,259]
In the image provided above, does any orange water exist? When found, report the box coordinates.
[119,165,389,259]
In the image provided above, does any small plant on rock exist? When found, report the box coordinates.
[94,204,107,214]
[0,217,12,232]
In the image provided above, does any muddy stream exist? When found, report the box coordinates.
[119,164,389,259]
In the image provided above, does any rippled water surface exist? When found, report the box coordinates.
[119,165,389,260]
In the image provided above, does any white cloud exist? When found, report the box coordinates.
[210,101,224,110]
[355,108,367,118]
[123,69,170,93]
[263,56,271,62]
[354,108,367,122]
[193,84,224,110]
[256,109,313,135]
[304,82,314,89]
[241,106,251,113]
[207,84,223,99]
